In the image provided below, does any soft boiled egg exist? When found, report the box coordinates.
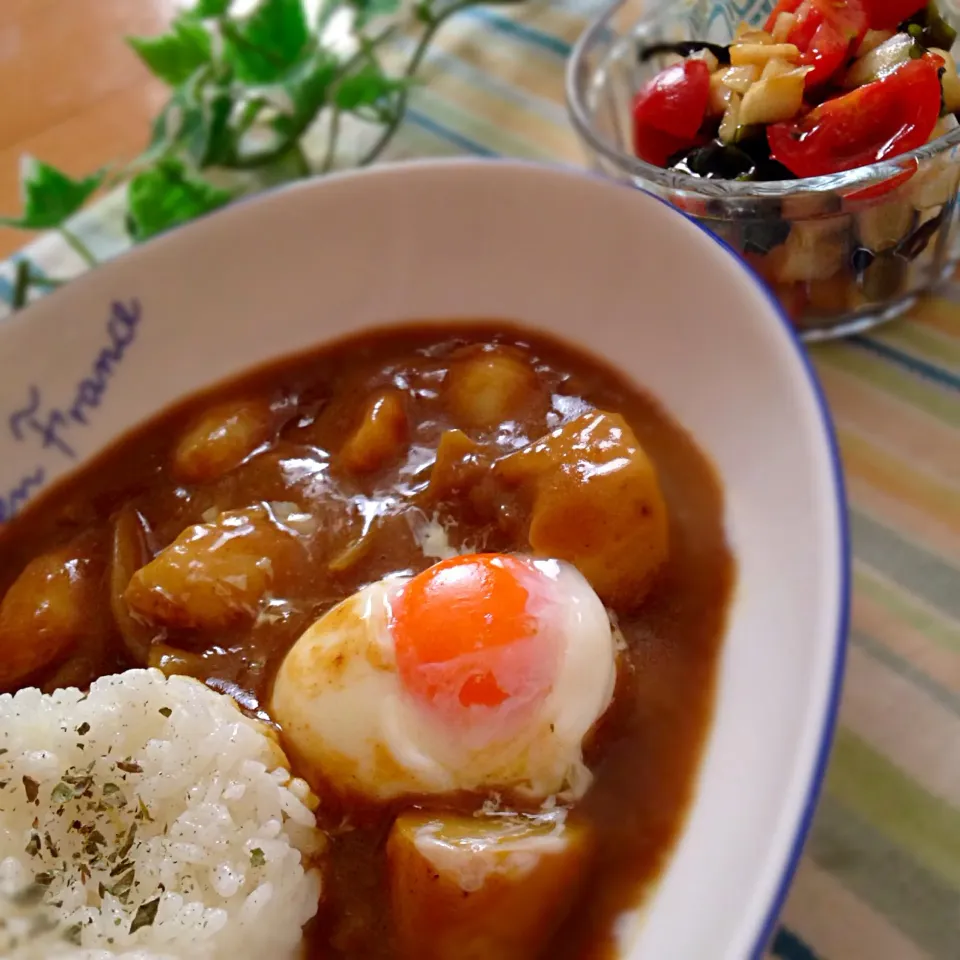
[270,553,617,803]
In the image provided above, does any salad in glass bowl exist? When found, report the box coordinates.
[632,0,957,181]
[567,0,960,339]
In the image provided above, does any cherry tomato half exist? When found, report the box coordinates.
[789,0,826,49]
[862,0,927,30]
[844,159,918,201]
[765,0,868,87]
[631,59,711,140]
[803,20,854,86]
[765,0,868,45]
[767,57,942,178]
[632,122,696,167]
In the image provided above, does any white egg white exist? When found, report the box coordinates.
[270,558,617,803]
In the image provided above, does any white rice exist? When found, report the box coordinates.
[0,669,325,960]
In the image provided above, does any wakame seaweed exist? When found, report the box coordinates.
[638,41,731,65]
[666,134,798,183]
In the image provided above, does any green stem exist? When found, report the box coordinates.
[58,227,98,267]
[290,142,312,178]
[101,168,129,191]
[9,261,66,310]
[102,155,155,190]
[358,0,523,166]
[29,274,66,290]
[321,108,342,173]
[11,260,30,311]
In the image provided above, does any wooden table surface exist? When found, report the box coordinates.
[0,0,176,259]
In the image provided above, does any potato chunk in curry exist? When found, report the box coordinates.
[339,389,409,474]
[172,397,277,483]
[0,544,104,690]
[125,504,313,631]
[495,411,669,608]
[445,347,548,432]
[387,811,591,960]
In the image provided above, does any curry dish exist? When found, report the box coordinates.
[0,323,733,959]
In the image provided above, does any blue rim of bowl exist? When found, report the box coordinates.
[565,0,960,202]
[663,194,852,958]
[3,157,852,957]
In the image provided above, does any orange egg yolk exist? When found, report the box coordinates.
[392,554,552,717]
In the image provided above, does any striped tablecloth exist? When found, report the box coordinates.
[1,2,958,958]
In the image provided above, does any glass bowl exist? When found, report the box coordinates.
[566,0,960,340]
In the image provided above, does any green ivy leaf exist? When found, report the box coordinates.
[223,0,310,83]
[148,78,208,155]
[0,158,104,230]
[271,51,338,138]
[194,0,233,16]
[146,65,238,169]
[188,87,237,167]
[127,159,234,241]
[128,16,213,86]
[334,63,406,111]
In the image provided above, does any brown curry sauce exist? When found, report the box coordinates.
[0,323,734,958]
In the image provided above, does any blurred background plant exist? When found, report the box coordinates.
[1,0,523,309]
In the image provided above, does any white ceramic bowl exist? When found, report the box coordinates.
[0,160,848,959]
